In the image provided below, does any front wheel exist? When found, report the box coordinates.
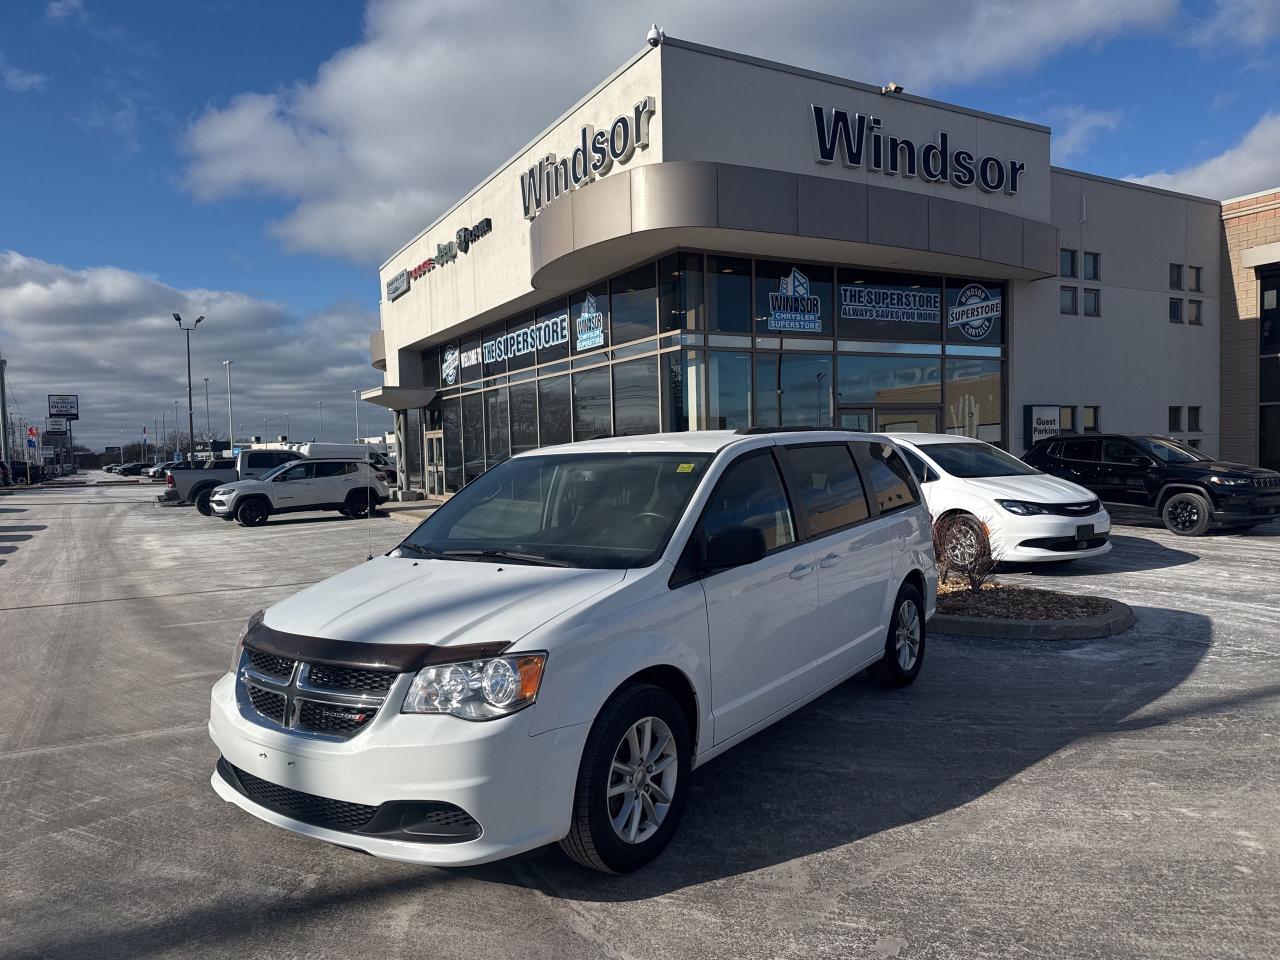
[1161,491,1211,536]
[235,499,269,527]
[560,684,691,874]
[194,489,214,516]
[870,583,926,688]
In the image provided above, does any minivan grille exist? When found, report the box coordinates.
[237,649,398,741]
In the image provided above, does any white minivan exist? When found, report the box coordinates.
[209,430,936,872]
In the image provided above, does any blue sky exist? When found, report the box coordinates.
[1,0,1278,447]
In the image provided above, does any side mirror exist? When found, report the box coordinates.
[701,525,767,572]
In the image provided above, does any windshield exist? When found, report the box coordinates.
[1134,436,1212,464]
[921,441,1040,478]
[397,452,712,569]
[255,461,297,481]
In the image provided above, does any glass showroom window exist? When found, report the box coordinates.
[707,351,752,430]
[537,375,571,447]
[485,388,510,466]
[460,331,483,385]
[404,408,424,490]
[1083,252,1101,281]
[945,357,1002,444]
[945,279,1004,344]
[779,354,834,427]
[461,392,485,485]
[1060,286,1078,315]
[509,382,538,455]
[443,397,462,492]
[536,300,570,365]
[662,350,704,432]
[836,268,940,341]
[482,322,506,378]
[836,354,941,405]
[609,262,657,346]
[754,354,780,428]
[1060,249,1077,278]
[706,255,752,333]
[754,261,834,336]
[612,356,659,436]
[573,367,611,441]
[659,252,704,332]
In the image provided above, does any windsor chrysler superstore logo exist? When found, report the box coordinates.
[767,269,822,332]
[810,104,1026,195]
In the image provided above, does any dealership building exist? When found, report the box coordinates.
[365,36,1271,498]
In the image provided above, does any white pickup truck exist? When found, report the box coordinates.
[164,449,304,515]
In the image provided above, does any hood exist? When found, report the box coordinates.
[264,555,626,646]
[1178,460,1278,478]
[962,472,1095,503]
[217,478,260,491]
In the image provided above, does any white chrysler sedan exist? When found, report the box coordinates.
[209,430,936,873]
[887,433,1112,565]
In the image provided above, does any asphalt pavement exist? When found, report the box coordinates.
[1,477,1276,959]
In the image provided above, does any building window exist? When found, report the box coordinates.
[1082,406,1100,432]
[572,367,611,441]
[537,375,571,447]
[461,392,485,485]
[612,356,660,436]
[1060,249,1077,278]
[778,354,833,426]
[1189,266,1202,292]
[1169,299,1183,324]
[570,284,609,354]
[1060,286,1078,315]
[535,300,570,364]
[1188,299,1202,325]
[1188,405,1201,432]
[706,255,752,333]
[837,269,941,341]
[1169,263,1183,290]
[1060,406,1075,432]
[443,397,462,492]
[1083,252,1101,281]
[1168,406,1182,432]
[1083,288,1101,317]
[945,357,1002,443]
[837,354,941,405]
[658,252,704,332]
[609,262,657,346]
[484,388,510,467]
[707,351,752,430]
[509,382,538,455]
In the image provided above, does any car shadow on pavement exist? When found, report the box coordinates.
[1001,534,1198,577]
[466,607,1213,901]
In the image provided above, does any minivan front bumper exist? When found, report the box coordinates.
[207,672,587,865]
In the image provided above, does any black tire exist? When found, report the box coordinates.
[560,683,692,874]
[194,488,214,516]
[870,583,926,688]
[235,498,270,527]
[344,491,373,519]
[1161,491,1212,536]
[942,514,989,570]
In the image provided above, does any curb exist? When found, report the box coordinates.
[929,598,1135,640]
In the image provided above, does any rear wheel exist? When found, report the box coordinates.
[560,684,691,874]
[235,498,269,527]
[194,489,214,516]
[1161,491,1211,536]
[344,490,373,519]
[870,583,926,688]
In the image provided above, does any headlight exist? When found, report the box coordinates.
[996,499,1050,516]
[1208,475,1252,486]
[213,488,229,497]
[230,609,264,673]
[402,653,546,720]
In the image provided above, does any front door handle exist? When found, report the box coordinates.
[818,553,841,568]
[788,562,812,580]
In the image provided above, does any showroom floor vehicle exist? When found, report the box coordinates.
[890,433,1112,564]
[209,430,937,872]
[209,458,390,526]
[1023,434,1280,536]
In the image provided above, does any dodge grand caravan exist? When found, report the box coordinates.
[209,430,937,873]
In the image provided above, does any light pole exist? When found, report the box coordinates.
[262,416,268,441]
[352,389,360,442]
[285,412,290,440]
[173,314,203,460]
[160,408,167,460]
[172,400,180,459]
[203,377,211,436]
[222,360,234,450]
[317,401,324,441]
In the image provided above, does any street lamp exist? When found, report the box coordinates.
[317,401,324,441]
[352,389,360,442]
[262,416,268,441]
[173,313,203,460]
[222,360,234,450]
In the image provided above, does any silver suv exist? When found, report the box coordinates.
[210,458,390,527]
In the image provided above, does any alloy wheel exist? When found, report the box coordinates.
[946,525,979,567]
[607,716,678,845]
[1168,500,1198,532]
[895,599,921,671]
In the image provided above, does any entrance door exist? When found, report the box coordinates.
[423,430,444,496]
[875,409,938,434]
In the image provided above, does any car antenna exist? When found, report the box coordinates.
[366,457,375,561]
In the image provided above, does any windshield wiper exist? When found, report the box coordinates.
[434,548,571,567]
[393,541,436,558]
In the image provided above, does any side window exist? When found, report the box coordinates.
[246,452,271,468]
[898,447,933,483]
[859,442,919,514]
[1102,439,1142,463]
[276,452,299,466]
[1061,439,1097,461]
[313,462,353,478]
[782,444,870,537]
[700,451,796,551]
[277,463,313,482]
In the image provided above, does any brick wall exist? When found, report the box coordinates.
[1220,191,1280,464]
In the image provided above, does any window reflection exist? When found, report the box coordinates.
[945,358,1002,443]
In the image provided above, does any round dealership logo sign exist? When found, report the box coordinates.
[442,345,460,385]
[947,283,1001,341]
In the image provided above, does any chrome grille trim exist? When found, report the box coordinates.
[235,648,401,742]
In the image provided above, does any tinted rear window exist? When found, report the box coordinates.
[859,442,919,514]
[783,444,870,537]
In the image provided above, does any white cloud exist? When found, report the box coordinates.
[0,252,384,449]
[1048,106,1124,164]
[183,0,1177,262]
[1129,113,1280,199]
[45,0,87,24]
[0,52,46,92]
[1188,0,1280,48]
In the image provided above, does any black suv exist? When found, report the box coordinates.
[1023,434,1280,536]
